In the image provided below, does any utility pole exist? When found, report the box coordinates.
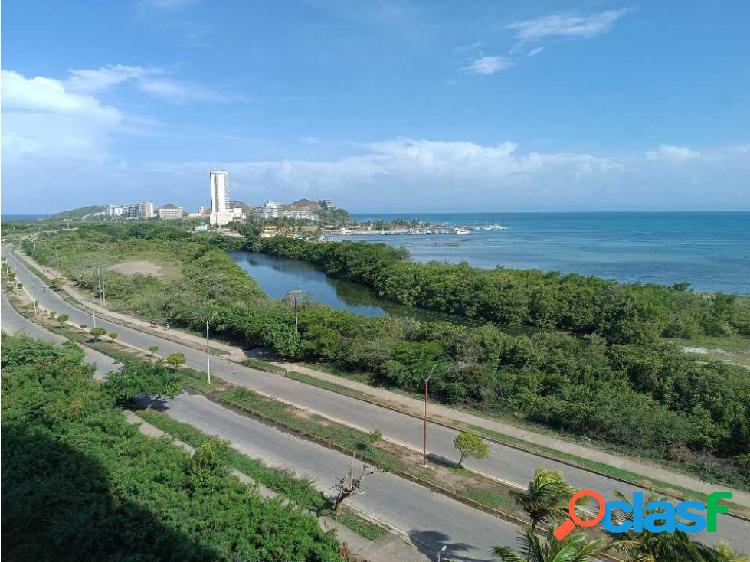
[206,319,211,386]
[423,363,438,466]
[97,266,106,306]
[286,289,303,333]
[92,307,96,329]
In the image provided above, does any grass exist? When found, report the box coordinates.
[334,508,387,541]
[286,370,371,402]
[240,357,287,374]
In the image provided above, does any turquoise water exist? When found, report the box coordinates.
[348,212,750,295]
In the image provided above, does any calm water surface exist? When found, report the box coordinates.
[230,251,478,324]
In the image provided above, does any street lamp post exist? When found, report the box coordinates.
[423,363,438,466]
[437,545,448,562]
[206,319,211,386]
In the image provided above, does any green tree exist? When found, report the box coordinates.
[493,528,610,562]
[148,345,159,355]
[108,332,118,341]
[186,438,230,493]
[453,431,489,468]
[165,352,186,370]
[50,278,64,291]
[57,314,69,326]
[105,361,182,406]
[90,327,107,341]
[512,468,575,530]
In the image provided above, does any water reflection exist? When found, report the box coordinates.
[230,252,478,325]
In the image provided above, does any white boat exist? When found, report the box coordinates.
[483,224,507,231]
[454,227,471,235]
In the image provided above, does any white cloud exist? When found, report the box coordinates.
[2,69,122,162]
[65,64,234,103]
[138,77,234,103]
[527,47,544,57]
[66,65,152,93]
[508,10,627,42]
[148,138,621,203]
[464,56,511,75]
[646,145,701,162]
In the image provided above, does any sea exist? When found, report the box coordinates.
[347,212,750,295]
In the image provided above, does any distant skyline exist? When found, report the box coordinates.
[2,1,749,213]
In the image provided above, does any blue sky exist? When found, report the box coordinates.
[2,0,749,213]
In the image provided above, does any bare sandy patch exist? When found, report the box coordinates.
[108,260,165,278]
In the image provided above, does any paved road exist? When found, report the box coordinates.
[166,392,514,561]
[1,292,118,379]
[5,250,748,552]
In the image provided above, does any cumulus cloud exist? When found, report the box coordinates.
[2,69,122,162]
[142,138,622,211]
[646,144,700,162]
[464,56,511,75]
[508,10,627,42]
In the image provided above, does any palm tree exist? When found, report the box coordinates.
[493,527,610,562]
[512,467,575,529]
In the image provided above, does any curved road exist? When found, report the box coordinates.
[4,250,748,553]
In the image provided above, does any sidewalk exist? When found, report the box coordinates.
[20,250,750,508]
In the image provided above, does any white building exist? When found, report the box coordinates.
[125,201,154,219]
[157,204,184,220]
[209,170,233,226]
[255,201,281,219]
[105,204,126,218]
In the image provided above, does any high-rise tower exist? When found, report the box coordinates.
[209,170,232,226]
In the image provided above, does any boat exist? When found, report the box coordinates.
[483,224,507,231]
[454,227,471,235]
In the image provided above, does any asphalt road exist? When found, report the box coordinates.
[5,250,748,552]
